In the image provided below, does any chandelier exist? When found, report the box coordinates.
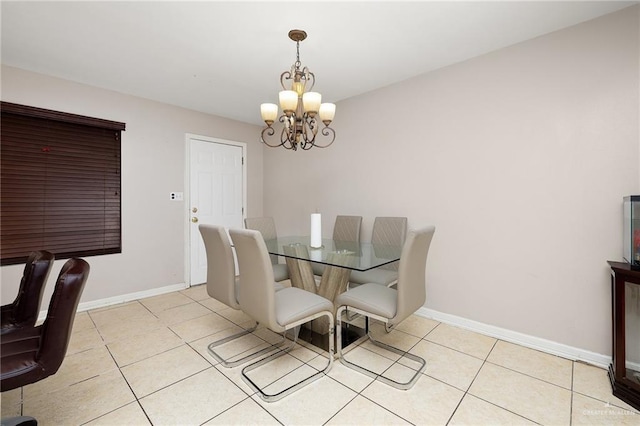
[260,29,336,151]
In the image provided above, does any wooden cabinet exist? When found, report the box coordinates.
[608,261,640,411]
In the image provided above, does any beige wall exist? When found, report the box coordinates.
[0,65,264,305]
[263,7,639,355]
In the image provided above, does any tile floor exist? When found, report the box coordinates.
[1,283,639,425]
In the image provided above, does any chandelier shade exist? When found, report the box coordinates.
[260,29,336,151]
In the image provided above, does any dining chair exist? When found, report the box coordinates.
[1,250,55,336]
[244,217,290,282]
[335,226,435,390]
[349,216,407,287]
[1,258,90,392]
[199,224,284,368]
[229,228,335,402]
[312,215,362,277]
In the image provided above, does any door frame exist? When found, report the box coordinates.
[184,133,247,287]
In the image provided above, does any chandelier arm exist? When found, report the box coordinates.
[306,71,315,92]
[280,71,292,91]
[261,126,287,148]
[312,126,336,149]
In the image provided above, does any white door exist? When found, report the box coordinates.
[189,137,244,285]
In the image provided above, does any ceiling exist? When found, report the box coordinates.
[1,1,635,126]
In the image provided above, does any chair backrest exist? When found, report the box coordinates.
[245,217,279,265]
[372,217,407,271]
[38,258,89,372]
[2,250,55,334]
[333,215,362,243]
[393,226,435,326]
[229,229,278,330]
[199,224,239,309]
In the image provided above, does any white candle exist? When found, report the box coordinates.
[310,213,322,248]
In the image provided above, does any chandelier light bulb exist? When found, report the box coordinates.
[302,92,321,116]
[279,90,298,115]
[319,103,336,124]
[261,103,278,125]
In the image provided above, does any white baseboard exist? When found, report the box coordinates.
[416,307,612,369]
[37,282,189,322]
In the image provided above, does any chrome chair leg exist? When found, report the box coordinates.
[241,311,334,402]
[336,306,425,390]
[207,322,287,368]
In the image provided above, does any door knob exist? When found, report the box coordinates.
[191,217,198,223]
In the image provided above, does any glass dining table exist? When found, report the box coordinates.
[264,236,402,345]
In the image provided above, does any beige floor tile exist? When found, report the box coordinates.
[425,323,497,360]
[366,328,421,353]
[214,362,257,395]
[90,302,164,344]
[180,283,210,301]
[85,401,151,425]
[573,362,640,413]
[253,374,356,426]
[408,340,484,391]
[1,388,22,418]
[89,301,151,324]
[139,291,194,313]
[394,314,440,338]
[189,325,273,366]
[262,363,322,397]
[204,397,280,425]
[23,345,117,399]
[326,394,410,425]
[216,306,255,327]
[107,326,183,367]
[121,344,210,398]
[340,345,396,376]
[24,369,135,425]
[449,394,536,425]
[169,312,238,342]
[469,362,571,425]
[154,301,211,325]
[199,297,230,312]
[362,373,464,425]
[488,340,573,389]
[571,392,640,425]
[316,359,375,392]
[72,311,96,332]
[66,325,105,355]
[244,352,313,393]
[140,368,247,425]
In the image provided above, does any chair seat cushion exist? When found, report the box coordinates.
[349,268,398,286]
[275,287,333,328]
[336,283,397,319]
[272,263,289,282]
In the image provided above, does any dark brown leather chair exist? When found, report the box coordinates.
[1,251,55,335]
[1,258,90,392]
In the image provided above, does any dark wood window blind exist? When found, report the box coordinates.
[1,102,125,266]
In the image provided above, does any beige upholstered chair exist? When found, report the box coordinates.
[244,217,289,282]
[312,215,362,277]
[336,226,435,390]
[229,228,334,402]
[199,224,283,367]
[349,216,407,287]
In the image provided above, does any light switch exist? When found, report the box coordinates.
[169,192,183,201]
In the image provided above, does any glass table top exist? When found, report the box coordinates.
[264,236,402,272]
